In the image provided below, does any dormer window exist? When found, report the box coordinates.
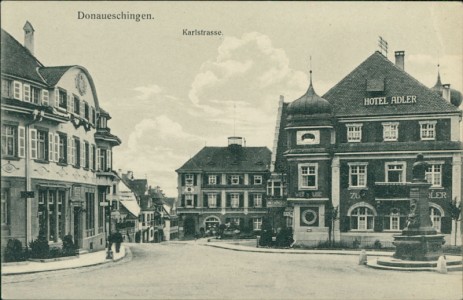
[84,103,90,120]
[420,121,436,141]
[99,116,107,129]
[58,90,67,110]
[346,123,363,142]
[31,86,41,104]
[1,79,13,98]
[73,96,80,115]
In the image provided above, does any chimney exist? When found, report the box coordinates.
[442,84,451,102]
[23,21,35,55]
[395,51,405,70]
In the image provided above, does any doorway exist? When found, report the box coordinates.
[183,216,196,236]
[73,207,81,249]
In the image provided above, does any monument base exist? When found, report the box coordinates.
[392,234,445,261]
[368,256,463,272]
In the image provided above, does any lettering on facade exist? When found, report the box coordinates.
[350,192,361,200]
[363,95,417,106]
[428,190,447,199]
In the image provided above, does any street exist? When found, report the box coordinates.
[2,241,462,300]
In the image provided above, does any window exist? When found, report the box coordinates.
[58,134,67,163]
[71,138,81,167]
[185,194,194,207]
[231,175,240,185]
[207,193,217,208]
[84,142,90,169]
[1,125,17,157]
[253,175,263,185]
[382,122,399,141]
[84,103,90,120]
[253,194,262,207]
[386,162,406,183]
[420,121,436,140]
[204,216,220,230]
[99,116,107,129]
[185,174,194,186]
[429,206,442,232]
[1,188,9,225]
[73,96,80,115]
[267,180,286,197]
[346,124,363,142]
[230,217,240,226]
[384,208,402,231]
[38,190,65,242]
[253,218,262,230]
[208,175,217,185]
[350,206,375,231]
[299,164,318,189]
[1,79,13,98]
[91,145,96,170]
[86,192,95,237]
[37,130,48,161]
[31,86,41,104]
[349,163,367,188]
[426,164,442,187]
[58,90,67,110]
[230,193,240,208]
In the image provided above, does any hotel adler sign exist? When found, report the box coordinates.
[364,95,417,106]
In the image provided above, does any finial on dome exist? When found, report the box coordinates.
[309,56,313,86]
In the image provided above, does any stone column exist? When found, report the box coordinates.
[331,157,341,241]
[452,153,462,245]
[221,190,226,215]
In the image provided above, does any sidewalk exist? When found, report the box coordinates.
[204,239,394,257]
[1,244,127,276]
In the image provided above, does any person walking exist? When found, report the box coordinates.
[113,229,123,253]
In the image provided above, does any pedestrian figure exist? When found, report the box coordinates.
[113,229,123,253]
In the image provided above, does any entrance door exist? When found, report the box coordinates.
[73,207,81,248]
[183,217,196,236]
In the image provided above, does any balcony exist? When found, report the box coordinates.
[374,182,410,200]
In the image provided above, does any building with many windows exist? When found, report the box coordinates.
[176,137,271,237]
[1,22,121,257]
[273,50,462,247]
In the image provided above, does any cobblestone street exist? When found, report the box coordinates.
[2,242,462,299]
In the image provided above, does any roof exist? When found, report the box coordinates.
[177,146,271,172]
[287,73,332,116]
[322,51,460,117]
[1,29,45,85]
[274,102,289,173]
[38,66,75,86]
[122,178,148,197]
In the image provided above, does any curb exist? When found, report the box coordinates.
[1,246,129,276]
[204,243,394,257]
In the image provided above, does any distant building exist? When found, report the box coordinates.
[1,22,121,256]
[176,137,271,237]
[273,50,462,247]
[162,197,179,241]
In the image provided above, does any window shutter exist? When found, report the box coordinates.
[89,145,94,170]
[13,81,22,100]
[239,194,244,208]
[193,195,198,208]
[81,101,85,117]
[340,163,349,189]
[80,141,84,167]
[67,95,72,112]
[374,216,383,232]
[203,194,208,208]
[107,149,111,171]
[249,195,254,208]
[217,193,222,207]
[41,90,49,105]
[54,134,59,162]
[18,126,25,158]
[367,165,375,188]
[440,217,452,234]
[226,194,231,207]
[239,175,244,185]
[70,139,75,165]
[54,89,59,107]
[181,175,185,186]
[442,163,452,188]
[30,128,37,159]
[193,174,197,186]
[262,197,267,208]
[23,84,31,102]
[96,148,100,171]
[340,216,350,232]
[181,195,185,207]
[66,137,71,164]
[48,132,54,162]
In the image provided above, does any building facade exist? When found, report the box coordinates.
[273,50,462,247]
[1,23,121,257]
[176,137,271,237]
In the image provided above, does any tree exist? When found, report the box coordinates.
[449,198,461,246]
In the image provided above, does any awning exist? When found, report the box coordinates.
[120,200,141,218]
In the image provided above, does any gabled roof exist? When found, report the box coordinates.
[1,29,45,85]
[122,178,148,198]
[38,66,75,86]
[323,51,460,117]
[177,146,271,172]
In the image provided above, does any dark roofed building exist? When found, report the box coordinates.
[272,50,462,247]
[176,137,271,238]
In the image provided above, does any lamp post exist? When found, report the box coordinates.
[102,200,113,259]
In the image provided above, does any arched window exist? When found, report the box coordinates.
[429,204,443,232]
[384,208,405,231]
[204,216,220,230]
[349,204,375,231]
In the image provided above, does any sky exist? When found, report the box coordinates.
[2,1,462,197]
